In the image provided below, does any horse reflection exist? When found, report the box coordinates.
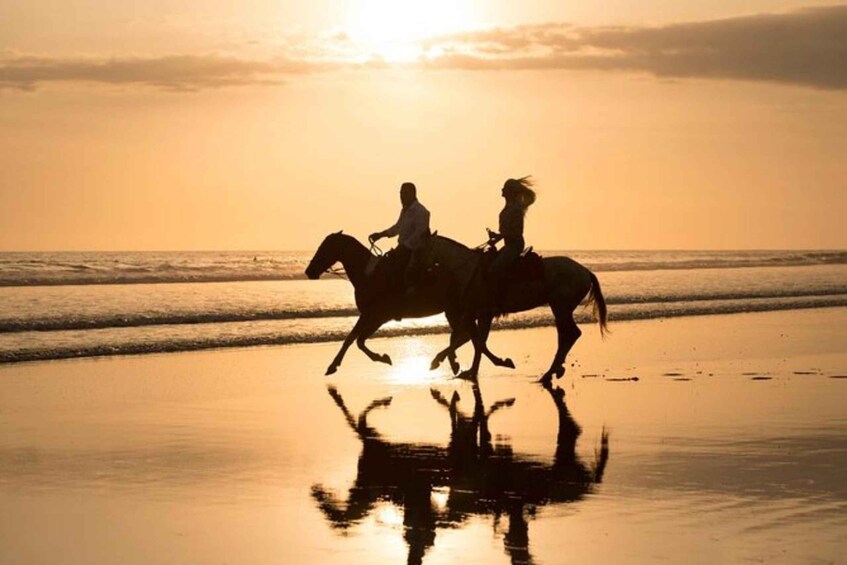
[312,384,609,564]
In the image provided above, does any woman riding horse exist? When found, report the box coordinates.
[427,191,608,383]
[487,177,537,291]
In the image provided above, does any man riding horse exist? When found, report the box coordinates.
[368,182,430,297]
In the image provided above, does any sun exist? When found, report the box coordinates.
[346,0,473,62]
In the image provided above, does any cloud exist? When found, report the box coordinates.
[0,54,326,91]
[2,5,846,91]
[422,5,847,90]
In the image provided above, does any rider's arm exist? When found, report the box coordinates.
[370,212,401,242]
[383,221,400,238]
[499,205,523,243]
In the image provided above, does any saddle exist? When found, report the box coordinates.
[364,249,440,299]
[480,247,545,284]
[507,248,545,283]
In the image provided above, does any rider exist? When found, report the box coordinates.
[369,182,431,293]
[486,176,536,299]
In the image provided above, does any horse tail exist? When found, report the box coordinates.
[587,271,609,338]
[592,427,610,483]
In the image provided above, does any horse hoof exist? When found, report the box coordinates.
[449,359,460,376]
[325,365,338,376]
[380,354,392,366]
[430,358,440,371]
[504,358,516,369]
[538,373,553,386]
[456,369,478,382]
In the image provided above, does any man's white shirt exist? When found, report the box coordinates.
[384,200,430,250]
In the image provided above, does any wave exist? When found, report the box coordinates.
[2,294,846,364]
[0,273,307,287]
[3,289,846,333]
[1,250,844,287]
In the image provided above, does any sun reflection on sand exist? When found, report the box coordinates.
[431,486,450,511]
[375,502,405,528]
[388,338,445,385]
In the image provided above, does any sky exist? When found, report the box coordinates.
[1,0,846,250]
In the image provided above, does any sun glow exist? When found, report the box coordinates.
[375,503,405,528]
[386,337,445,385]
[346,0,474,62]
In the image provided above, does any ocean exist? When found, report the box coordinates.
[1,249,846,363]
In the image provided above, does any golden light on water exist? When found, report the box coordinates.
[431,486,450,511]
[389,350,436,385]
[375,503,405,528]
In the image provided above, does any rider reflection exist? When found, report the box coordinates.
[312,382,610,564]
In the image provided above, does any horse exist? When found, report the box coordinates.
[425,235,608,384]
[312,382,609,564]
[305,231,516,376]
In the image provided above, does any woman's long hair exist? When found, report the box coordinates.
[504,176,537,212]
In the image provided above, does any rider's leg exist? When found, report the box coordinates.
[403,248,422,294]
[486,242,521,308]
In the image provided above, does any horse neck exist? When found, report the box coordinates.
[337,237,370,287]
[432,239,463,266]
[434,239,480,284]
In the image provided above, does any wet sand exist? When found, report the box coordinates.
[1,308,845,564]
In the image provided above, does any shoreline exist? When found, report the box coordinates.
[3,303,847,366]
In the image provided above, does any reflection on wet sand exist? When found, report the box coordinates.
[312,382,610,564]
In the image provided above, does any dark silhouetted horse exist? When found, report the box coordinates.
[306,232,515,375]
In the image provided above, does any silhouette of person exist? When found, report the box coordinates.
[487,177,536,288]
[369,182,431,292]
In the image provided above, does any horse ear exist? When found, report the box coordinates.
[334,230,343,235]
[432,230,438,237]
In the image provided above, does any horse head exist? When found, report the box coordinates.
[305,230,346,280]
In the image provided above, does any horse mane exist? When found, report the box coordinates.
[332,232,368,251]
[433,234,472,252]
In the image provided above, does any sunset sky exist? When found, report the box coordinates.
[2,1,845,250]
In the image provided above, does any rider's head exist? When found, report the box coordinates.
[400,182,417,207]
[502,176,536,210]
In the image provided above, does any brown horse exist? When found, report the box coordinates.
[426,235,608,384]
[305,232,515,376]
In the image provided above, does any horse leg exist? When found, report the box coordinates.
[477,313,516,369]
[432,309,469,375]
[539,300,582,385]
[458,316,485,381]
[433,313,514,375]
[431,327,467,374]
[326,316,366,375]
[356,317,392,366]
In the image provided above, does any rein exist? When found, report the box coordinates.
[325,266,349,280]
[369,241,385,257]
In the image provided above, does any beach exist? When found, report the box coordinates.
[1,307,845,564]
